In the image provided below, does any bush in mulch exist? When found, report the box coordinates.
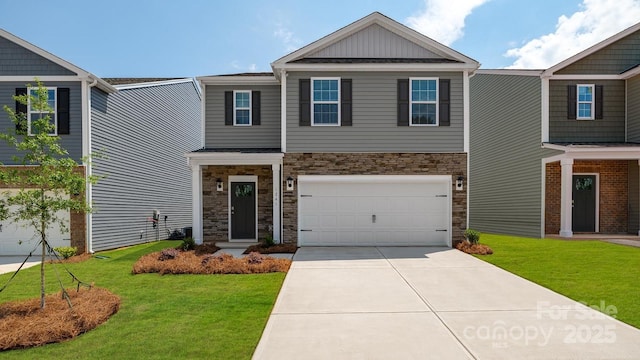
[132,250,291,275]
[243,243,298,255]
[0,287,120,351]
[456,241,494,255]
[47,253,93,264]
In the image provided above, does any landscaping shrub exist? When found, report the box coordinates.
[158,248,179,261]
[456,241,493,255]
[264,234,275,247]
[179,237,195,251]
[464,229,481,244]
[133,250,291,275]
[246,252,265,264]
[0,287,120,350]
[53,246,77,260]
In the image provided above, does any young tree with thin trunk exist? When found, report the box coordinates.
[0,80,97,309]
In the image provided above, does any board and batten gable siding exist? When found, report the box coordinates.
[286,71,464,152]
[204,84,280,148]
[626,75,640,142]
[555,30,640,75]
[0,81,82,163]
[549,80,625,143]
[0,36,76,76]
[469,73,558,238]
[306,24,444,59]
[90,81,201,251]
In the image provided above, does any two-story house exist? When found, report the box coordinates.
[188,12,479,247]
[470,22,640,238]
[0,29,202,255]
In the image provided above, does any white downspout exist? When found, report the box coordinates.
[84,76,98,253]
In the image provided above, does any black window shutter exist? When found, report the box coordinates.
[439,79,450,126]
[595,85,603,119]
[341,79,352,126]
[15,88,27,134]
[224,91,233,125]
[57,88,70,134]
[567,85,577,120]
[251,91,261,125]
[397,79,409,126]
[299,79,311,126]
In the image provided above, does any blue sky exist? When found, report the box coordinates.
[0,0,638,77]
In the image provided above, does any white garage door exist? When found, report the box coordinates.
[298,175,451,247]
[0,190,71,256]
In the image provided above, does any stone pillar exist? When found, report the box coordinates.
[559,158,574,238]
[272,164,281,243]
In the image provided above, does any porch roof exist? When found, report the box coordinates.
[185,148,283,166]
[542,142,640,161]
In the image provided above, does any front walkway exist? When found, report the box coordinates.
[253,247,640,359]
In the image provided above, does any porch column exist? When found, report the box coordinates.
[191,164,203,244]
[272,164,281,243]
[559,158,574,238]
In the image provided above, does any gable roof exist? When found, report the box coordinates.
[271,12,479,75]
[0,29,116,93]
[542,22,640,77]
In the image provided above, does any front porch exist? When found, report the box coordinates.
[543,143,640,238]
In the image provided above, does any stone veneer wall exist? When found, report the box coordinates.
[201,165,273,243]
[545,160,629,234]
[282,153,467,245]
[0,166,86,253]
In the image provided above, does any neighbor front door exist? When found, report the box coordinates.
[572,175,596,232]
[230,181,256,240]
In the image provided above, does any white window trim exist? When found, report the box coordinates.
[576,84,595,121]
[27,86,57,136]
[311,77,341,126]
[409,77,439,126]
[233,90,252,126]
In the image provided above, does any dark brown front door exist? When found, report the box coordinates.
[572,175,596,232]
[231,182,256,239]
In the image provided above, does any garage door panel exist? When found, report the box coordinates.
[298,177,451,247]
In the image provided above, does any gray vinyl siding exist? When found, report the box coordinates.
[0,36,76,76]
[628,161,639,234]
[549,80,625,143]
[627,75,640,142]
[0,81,82,163]
[204,84,280,148]
[90,81,201,251]
[556,30,640,75]
[307,24,443,59]
[469,73,558,238]
[286,71,464,152]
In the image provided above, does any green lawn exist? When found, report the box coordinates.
[0,241,285,359]
[477,234,640,328]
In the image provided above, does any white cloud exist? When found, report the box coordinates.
[406,0,490,45]
[230,60,259,72]
[505,0,640,69]
[274,23,302,52]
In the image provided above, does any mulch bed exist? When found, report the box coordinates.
[243,243,298,254]
[47,253,93,264]
[0,287,120,351]
[193,243,221,255]
[456,241,494,255]
[132,250,291,275]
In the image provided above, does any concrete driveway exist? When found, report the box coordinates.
[253,247,640,359]
[0,256,40,275]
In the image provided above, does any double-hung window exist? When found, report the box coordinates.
[28,87,57,135]
[311,78,340,126]
[410,78,438,126]
[577,84,594,120]
[234,90,251,126]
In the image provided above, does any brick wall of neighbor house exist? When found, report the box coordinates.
[282,153,467,245]
[546,160,628,234]
[0,166,86,253]
[201,165,273,243]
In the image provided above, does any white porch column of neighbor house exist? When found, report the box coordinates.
[191,164,203,244]
[559,158,574,237]
[272,164,281,243]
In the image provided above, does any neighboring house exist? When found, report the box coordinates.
[470,22,640,238]
[0,29,201,255]
[187,12,479,247]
